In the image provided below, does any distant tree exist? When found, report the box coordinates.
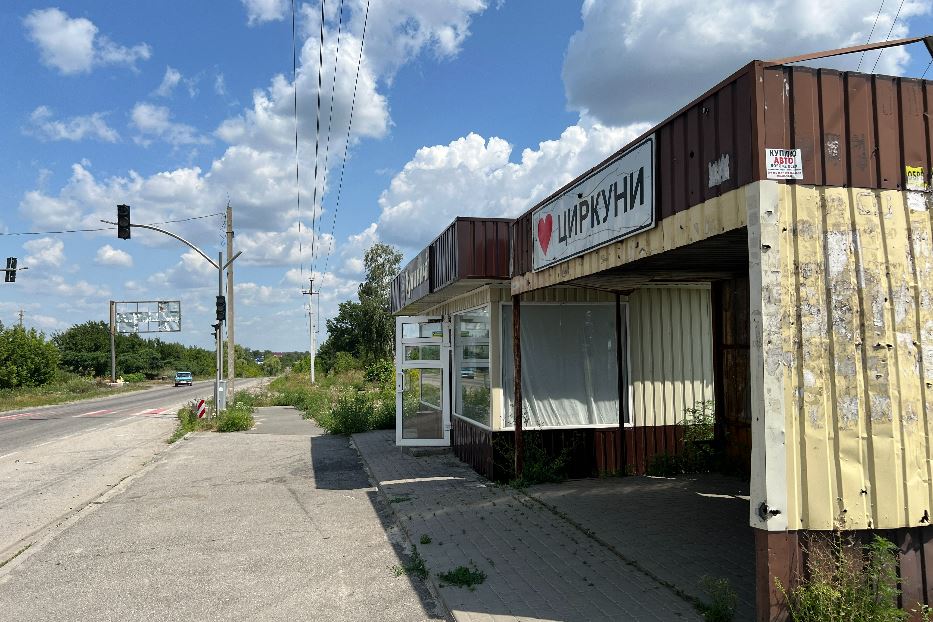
[320,243,402,369]
[0,323,59,389]
[53,321,111,377]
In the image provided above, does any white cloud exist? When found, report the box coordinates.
[376,121,651,250]
[562,0,931,126]
[23,237,65,268]
[242,0,288,25]
[23,8,151,75]
[131,103,210,146]
[148,249,218,290]
[95,244,133,267]
[155,66,182,97]
[214,73,227,96]
[26,106,120,143]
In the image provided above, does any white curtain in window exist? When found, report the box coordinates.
[502,303,620,427]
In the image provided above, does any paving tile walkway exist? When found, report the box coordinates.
[353,430,702,622]
[529,476,755,621]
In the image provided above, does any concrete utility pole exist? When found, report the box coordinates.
[226,203,235,394]
[18,309,24,328]
[302,278,318,384]
[109,301,117,384]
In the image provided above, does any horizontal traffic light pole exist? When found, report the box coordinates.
[100,220,241,270]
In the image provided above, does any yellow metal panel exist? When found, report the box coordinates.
[766,185,933,531]
[787,185,837,530]
[627,287,714,427]
[822,186,871,529]
[886,191,929,527]
[907,194,933,517]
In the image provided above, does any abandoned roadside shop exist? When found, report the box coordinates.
[391,46,933,621]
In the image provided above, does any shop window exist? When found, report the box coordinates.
[502,303,623,428]
[454,307,491,427]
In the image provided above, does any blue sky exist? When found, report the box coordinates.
[1,0,932,352]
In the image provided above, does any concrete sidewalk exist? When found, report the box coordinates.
[353,430,701,622]
[0,408,446,621]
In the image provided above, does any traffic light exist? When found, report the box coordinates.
[117,204,131,240]
[216,295,226,322]
[4,257,16,283]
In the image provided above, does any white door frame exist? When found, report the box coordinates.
[396,315,451,447]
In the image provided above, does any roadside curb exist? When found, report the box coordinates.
[349,436,455,622]
[0,429,188,576]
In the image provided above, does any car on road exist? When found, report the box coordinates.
[173,371,193,387]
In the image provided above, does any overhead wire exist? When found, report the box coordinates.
[312,0,345,277]
[321,0,371,279]
[307,0,327,279]
[858,0,886,71]
[871,0,907,73]
[0,212,225,237]
[291,0,303,286]
[921,58,933,79]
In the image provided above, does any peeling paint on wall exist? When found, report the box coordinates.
[759,185,933,531]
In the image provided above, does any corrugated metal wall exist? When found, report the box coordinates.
[757,183,933,531]
[628,287,715,427]
[760,66,933,190]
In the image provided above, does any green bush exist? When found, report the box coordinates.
[0,324,59,389]
[369,388,395,430]
[215,403,255,432]
[325,390,374,435]
[122,372,146,383]
[364,359,394,385]
[332,351,359,374]
[779,534,908,622]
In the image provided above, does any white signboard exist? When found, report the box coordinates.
[765,148,803,180]
[532,136,655,271]
[115,300,181,334]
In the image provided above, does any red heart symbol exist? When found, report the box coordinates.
[537,214,553,255]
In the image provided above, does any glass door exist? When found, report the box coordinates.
[396,316,450,446]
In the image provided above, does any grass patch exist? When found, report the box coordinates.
[0,372,149,412]
[263,369,395,435]
[778,533,912,622]
[697,576,737,622]
[167,395,256,443]
[438,563,486,590]
[391,544,428,580]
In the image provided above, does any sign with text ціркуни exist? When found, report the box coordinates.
[532,135,655,271]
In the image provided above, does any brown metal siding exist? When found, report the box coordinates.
[455,218,510,280]
[432,222,457,292]
[512,67,758,276]
[512,65,933,279]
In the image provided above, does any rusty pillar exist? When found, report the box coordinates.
[512,294,523,478]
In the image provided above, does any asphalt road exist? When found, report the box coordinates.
[0,380,218,457]
[0,377,265,562]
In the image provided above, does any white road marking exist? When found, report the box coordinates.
[74,409,113,418]
[0,451,20,460]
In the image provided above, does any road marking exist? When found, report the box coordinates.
[0,451,20,460]
[0,413,37,421]
[74,409,113,418]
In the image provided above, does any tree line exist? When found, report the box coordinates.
[0,319,307,390]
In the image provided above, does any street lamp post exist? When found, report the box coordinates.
[102,214,242,413]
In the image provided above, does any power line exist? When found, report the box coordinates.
[921,58,933,79]
[871,0,907,73]
[321,0,371,278]
[0,212,224,237]
[312,0,345,276]
[858,0,886,71]
[307,0,327,277]
[292,0,303,286]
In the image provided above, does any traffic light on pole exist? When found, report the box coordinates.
[117,204,131,240]
[4,257,16,283]
[216,295,226,322]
